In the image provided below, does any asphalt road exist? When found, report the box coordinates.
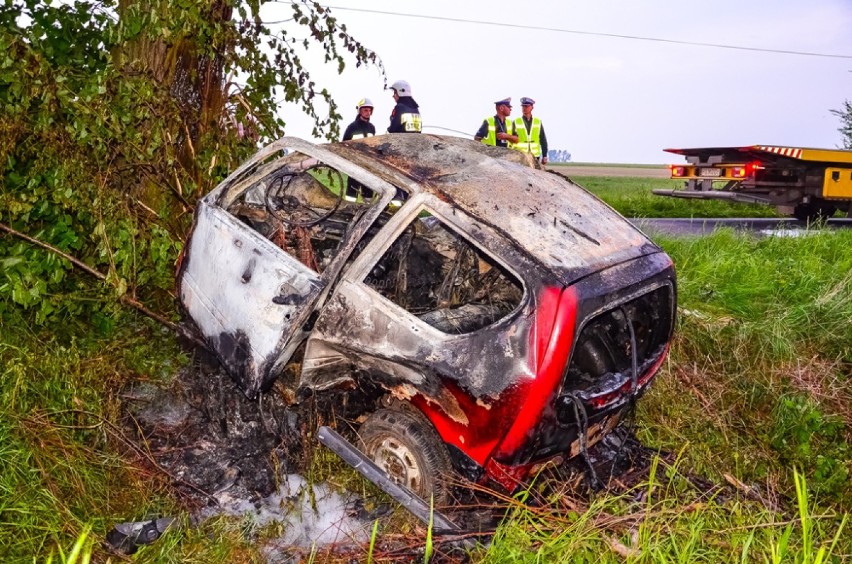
[545,165,852,236]
[631,217,852,237]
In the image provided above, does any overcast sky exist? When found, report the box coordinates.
[272,0,852,164]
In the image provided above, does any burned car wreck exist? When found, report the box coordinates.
[177,134,676,500]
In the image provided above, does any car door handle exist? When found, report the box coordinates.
[272,282,301,305]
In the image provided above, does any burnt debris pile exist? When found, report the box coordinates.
[123,358,306,505]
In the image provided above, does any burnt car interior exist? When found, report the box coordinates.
[222,150,524,335]
[363,214,524,334]
[566,286,672,396]
[225,154,383,275]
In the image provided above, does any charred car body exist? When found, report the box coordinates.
[177,134,676,499]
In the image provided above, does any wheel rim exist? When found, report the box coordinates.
[370,437,423,493]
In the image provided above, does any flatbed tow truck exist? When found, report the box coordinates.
[654,145,852,220]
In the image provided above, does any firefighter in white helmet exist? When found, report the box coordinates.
[387,80,422,133]
[386,81,420,204]
[342,98,377,200]
[343,97,376,141]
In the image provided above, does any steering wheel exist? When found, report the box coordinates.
[265,166,344,227]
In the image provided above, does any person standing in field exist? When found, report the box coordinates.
[474,97,518,148]
[342,97,376,200]
[512,97,548,164]
[387,80,422,133]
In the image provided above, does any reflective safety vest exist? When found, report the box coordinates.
[349,132,374,140]
[481,116,513,146]
[400,112,422,132]
[512,117,542,157]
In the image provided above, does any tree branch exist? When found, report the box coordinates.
[0,221,107,281]
[0,221,179,333]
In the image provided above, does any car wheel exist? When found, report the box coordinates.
[359,408,453,505]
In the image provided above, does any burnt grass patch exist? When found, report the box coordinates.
[123,355,303,507]
[119,352,736,558]
[121,349,380,509]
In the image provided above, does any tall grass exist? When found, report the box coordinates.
[637,229,852,512]
[483,461,848,563]
[661,228,852,364]
[44,527,92,564]
[0,311,184,561]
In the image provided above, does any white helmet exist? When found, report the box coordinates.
[356,97,374,110]
[390,80,412,96]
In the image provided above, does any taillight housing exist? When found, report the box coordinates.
[731,161,762,179]
[670,165,685,177]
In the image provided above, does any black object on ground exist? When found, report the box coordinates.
[106,517,175,554]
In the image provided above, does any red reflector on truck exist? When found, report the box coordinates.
[731,162,762,178]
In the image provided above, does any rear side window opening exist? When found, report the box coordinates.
[362,214,524,334]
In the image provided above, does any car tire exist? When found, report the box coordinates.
[359,408,453,505]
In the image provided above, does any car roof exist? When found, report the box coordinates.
[326,134,660,284]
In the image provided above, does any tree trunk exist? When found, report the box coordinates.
[113,0,234,188]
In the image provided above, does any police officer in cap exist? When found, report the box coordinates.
[474,97,519,148]
[512,97,548,164]
[342,97,376,199]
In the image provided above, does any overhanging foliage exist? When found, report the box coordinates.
[0,0,381,331]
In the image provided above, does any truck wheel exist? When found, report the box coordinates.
[359,408,453,505]
[819,203,838,219]
[793,202,836,222]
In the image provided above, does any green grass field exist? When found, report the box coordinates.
[571,175,782,219]
[1,174,850,562]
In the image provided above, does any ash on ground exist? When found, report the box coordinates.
[123,359,305,504]
[122,355,378,556]
[120,354,666,557]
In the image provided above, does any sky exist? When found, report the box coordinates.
[271,0,852,164]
